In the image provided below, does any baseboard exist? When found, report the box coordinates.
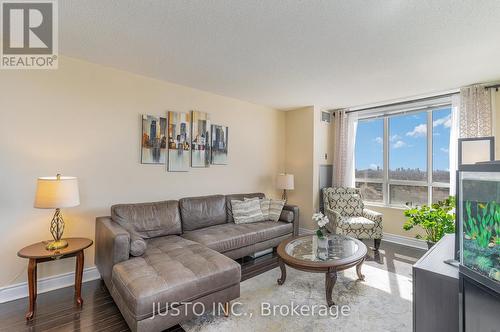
[0,266,101,304]
[299,228,427,250]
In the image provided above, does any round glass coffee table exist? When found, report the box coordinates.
[276,234,367,306]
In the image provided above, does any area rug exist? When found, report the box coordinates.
[181,264,413,332]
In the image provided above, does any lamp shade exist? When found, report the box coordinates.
[277,173,294,190]
[34,176,80,209]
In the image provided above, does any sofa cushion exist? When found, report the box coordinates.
[181,221,293,253]
[111,200,181,238]
[111,236,241,320]
[231,199,264,224]
[225,193,265,222]
[179,195,227,231]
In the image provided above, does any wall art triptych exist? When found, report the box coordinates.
[141,111,228,171]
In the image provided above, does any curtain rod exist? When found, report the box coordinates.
[486,83,500,91]
[345,91,457,114]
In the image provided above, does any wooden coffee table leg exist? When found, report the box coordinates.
[26,258,37,320]
[277,258,287,285]
[356,258,365,281]
[325,268,337,307]
[75,250,84,306]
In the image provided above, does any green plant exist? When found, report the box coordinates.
[403,196,455,243]
[475,256,493,271]
[464,201,497,248]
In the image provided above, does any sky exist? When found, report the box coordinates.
[355,107,451,172]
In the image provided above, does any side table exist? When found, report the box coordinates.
[17,237,93,320]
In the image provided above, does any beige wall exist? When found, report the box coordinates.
[284,106,315,229]
[0,56,285,287]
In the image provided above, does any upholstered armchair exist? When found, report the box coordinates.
[323,187,383,250]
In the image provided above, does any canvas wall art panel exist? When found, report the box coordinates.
[191,111,211,167]
[141,114,167,164]
[167,111,191,172]
[211,125,228,165]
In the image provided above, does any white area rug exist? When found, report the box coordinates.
[181,264,413,332]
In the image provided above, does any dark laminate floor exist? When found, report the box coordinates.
[0,240,425,332]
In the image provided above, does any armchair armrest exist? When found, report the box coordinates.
[95,216,130,287]
[362,208,383,230]
[324,206,342,234]
[281,204,299,236]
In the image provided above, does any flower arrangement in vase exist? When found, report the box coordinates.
[313,212,329,239]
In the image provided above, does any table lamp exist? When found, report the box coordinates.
[34,174,80,250]
[277,173,294,202]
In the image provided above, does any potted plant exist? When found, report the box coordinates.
[403,196,455,249]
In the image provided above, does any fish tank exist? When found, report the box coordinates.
[459,164,500,294]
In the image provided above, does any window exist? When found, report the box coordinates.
[355,105,451,207]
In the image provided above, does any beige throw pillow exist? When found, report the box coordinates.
[269,199,286,222]
[231,199,264,224]
[245,197,271,220]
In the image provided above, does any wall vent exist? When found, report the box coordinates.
[321,111,331,123]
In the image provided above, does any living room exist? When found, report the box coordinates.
[0,1,499,332]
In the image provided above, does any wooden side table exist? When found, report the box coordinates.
[17,237,93,320]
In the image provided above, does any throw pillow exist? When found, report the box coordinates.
[245,197,271,220]
[269,199,286,222]
[231,199,264,224]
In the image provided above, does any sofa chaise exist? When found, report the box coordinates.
[95,193,299,332]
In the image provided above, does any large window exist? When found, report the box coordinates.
[355,106,451,206]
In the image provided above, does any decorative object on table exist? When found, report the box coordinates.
[276,234,367,306]
[191,111,211,167]
[323,187,383,250]
[313,212,330,260]
[34,174,80,250]
[276,173,294,202]
[167,111,191,172]
[458,136,495,167]
[403,196,456,249]
[17,238,93,320]
[458,164,500,290]
[210,124,228,165]
[141,114,167,164]
[313,212,329,239]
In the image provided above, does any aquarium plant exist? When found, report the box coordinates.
[403,196,455,246]
[464,201,499,248]
[462,199,499,282]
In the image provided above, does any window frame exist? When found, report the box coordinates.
[355,105,451,207]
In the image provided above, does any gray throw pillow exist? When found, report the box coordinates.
[231,199,264,224]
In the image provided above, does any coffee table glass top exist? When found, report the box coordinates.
[285,234,362,262]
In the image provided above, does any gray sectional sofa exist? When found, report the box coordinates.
[95,193,299,332]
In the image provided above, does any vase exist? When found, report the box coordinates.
[317,236,329,261]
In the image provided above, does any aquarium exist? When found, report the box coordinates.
[459,167,500,290]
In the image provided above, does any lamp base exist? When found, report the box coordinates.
[45,239,68,251]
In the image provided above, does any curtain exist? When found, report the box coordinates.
[332,109,358,187]
[459,84,493,138]
[449,94,460,195]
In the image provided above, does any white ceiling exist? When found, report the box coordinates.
[60,0,500,110]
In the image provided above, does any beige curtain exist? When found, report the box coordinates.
[332,109,358,187]
[459,84,493,138]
